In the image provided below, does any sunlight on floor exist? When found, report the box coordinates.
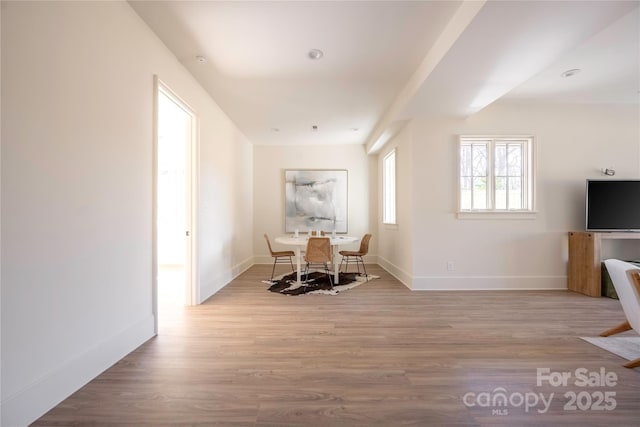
[158,265,185,329]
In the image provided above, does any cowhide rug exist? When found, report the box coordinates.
[262,269,377,295]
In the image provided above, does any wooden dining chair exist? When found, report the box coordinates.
[600,259,640,368]
[339,233,372,281]
[303,237,333,288]
[264,233,295,281]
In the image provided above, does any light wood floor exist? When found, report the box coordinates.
[34,265,640,426]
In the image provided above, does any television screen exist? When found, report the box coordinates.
[586,180,640,231]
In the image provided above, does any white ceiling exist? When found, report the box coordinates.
[129,1,640,153]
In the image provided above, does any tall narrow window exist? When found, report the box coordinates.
[383,149,397,224]
[458,136,534,213]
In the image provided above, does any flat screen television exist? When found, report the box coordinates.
[586,179,640,232]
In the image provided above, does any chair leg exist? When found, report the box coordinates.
[303,263,309,285]
[289,256,295,273]
[339,256,344,273]
[600,321,631,337]
[270,260,277,281]
[624,357,640,369]
[359,256,368,281]
[325,263,333,288]
[346,256,356,274]
[342,256,349,273]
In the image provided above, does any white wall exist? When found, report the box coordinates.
[406,102,639,290]
[376,124,414,287]
[197,92,254,300]
[0,2,253,425]
[253,144,376,263]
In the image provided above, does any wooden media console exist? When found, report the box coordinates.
[568,231,640,297]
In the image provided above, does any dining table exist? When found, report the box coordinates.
[274,234,359,286]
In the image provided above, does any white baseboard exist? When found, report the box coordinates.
[199,256,254,303]
[1,315,155,427]
[214,257,568,293]
[376,256,412,289]
[374,258,568,291]
[253,255,276,264]
[411,275,567,291]
[233,256,254,278]
[254,254,378,265]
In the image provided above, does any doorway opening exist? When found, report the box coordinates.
[155,79,198,332]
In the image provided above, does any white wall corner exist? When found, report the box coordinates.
[0,315,155,427]
[376,256,412,289]
[361,254,377,265]
[199,256,254,303]
[232,256,255,279]
[253,255,276,265]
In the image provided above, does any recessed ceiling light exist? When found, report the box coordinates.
[271,127,280,132]
[311,125,318,131]
[561,68,581,78]
[308,49,324,60]
[195,55,207,63]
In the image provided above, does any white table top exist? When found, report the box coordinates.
[275,235,358,246]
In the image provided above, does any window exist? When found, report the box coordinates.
[458,136,535,214]
[383,149,396,224]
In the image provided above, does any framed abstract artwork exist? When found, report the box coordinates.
[284,169,348,233]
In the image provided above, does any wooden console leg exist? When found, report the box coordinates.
[623,358,640,369]
[599,321,631,337]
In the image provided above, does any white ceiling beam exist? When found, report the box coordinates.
[365,0,486,154]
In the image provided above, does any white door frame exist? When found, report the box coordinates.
[153,76,200,333]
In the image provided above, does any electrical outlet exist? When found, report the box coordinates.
[447,261,455,271]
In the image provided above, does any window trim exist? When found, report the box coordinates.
[382,148,397,225]
[457,135,537,218]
